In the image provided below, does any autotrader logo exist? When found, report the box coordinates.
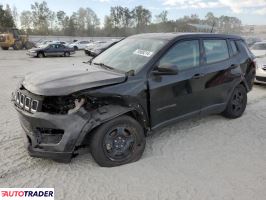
[0,188,54,199]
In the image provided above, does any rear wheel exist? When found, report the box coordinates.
[1,47,8,50]
[90,115,146,167]
[64,52,70,57]
[222,84,247,119]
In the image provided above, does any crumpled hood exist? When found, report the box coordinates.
[22,66,126,96]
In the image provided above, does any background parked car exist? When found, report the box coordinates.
[84,41,109,56]
[250,41,266,57]
[88,40,119,57]
[68,40,93,50]
[27,43,75,58]
[244,37,261,47]
[255,57,266,84]
[36,40,59,48]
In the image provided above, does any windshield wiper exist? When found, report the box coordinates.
[93,62,114,70]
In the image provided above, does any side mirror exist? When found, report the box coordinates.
[153,64,178,75]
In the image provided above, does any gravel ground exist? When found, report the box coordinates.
[0,49,265,200]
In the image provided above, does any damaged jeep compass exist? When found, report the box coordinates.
[12,33,255,167]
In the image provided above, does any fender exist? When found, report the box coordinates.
[75,105,147,147]
[225,75,250,105]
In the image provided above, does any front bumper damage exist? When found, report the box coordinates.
[15,103,134,162]
[16,106,91,162]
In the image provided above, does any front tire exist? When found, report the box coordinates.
[90,115,146,167]
[37,52,44,58]
[222,84,247,119]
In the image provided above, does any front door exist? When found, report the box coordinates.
[148,39,206,128]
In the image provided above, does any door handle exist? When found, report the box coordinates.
[192,73,205,79]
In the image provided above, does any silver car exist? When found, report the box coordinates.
[255,58,266,84]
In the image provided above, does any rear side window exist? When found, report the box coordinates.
[236,40,253,57]
[230,40,238,56]
[159,40,200,71]
[203,39,229,64]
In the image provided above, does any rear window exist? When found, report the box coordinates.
[203,39,229,64]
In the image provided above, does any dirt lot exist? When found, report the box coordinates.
[0,49,265,200]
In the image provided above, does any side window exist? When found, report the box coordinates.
[236,40,253,57]
[230,40,238,56]
[203,39,229,64]
[159,40,200,71]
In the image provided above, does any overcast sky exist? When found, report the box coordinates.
[1,0,266,25]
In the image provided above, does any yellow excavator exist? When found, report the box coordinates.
[0,28,35,50]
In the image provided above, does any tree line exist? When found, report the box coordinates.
[0,1,243,37]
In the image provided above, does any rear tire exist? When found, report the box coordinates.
[90,115,146,167]
[1,47,8,50]
[64,52,70,57]
[222,84,247,119]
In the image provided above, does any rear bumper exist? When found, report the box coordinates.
[15,106,92,162]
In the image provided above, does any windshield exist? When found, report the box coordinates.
[39,44,50,48]
[251,43,266,50]
[92,37,167,73]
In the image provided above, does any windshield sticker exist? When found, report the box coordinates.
[133,49,153,57]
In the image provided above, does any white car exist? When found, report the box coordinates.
[250,42,266,58]
[255,58,266,84]
[68,40,92,50]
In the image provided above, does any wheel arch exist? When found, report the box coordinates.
[76,105,149,147]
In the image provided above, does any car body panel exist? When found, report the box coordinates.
[13,33,255,162]
[22,65,126,96]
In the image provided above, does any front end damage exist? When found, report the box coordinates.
[12,87,147,163]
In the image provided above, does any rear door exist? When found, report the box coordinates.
[198,38,239,114]
[56,44,66,56]
[148,39,206,128]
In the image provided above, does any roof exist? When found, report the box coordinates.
[129,32,242,41]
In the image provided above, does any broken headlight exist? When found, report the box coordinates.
[42,96,86,114]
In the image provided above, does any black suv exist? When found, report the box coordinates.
[13,33,255,167]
